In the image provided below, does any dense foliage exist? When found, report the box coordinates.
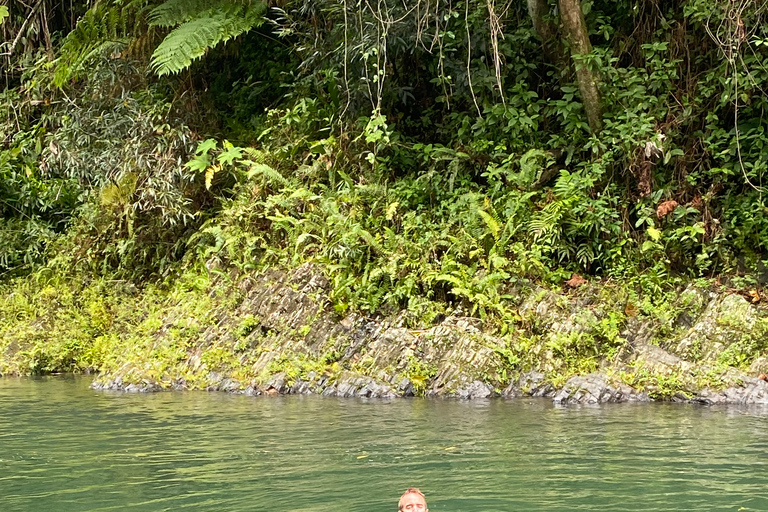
[1,0,767,304]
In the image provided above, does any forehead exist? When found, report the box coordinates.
[401,492,426,505]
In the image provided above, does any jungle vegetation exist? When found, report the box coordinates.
[1,0,768,377]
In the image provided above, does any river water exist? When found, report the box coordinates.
[2,376,768,511]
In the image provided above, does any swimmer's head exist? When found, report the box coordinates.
[398,488,428,512]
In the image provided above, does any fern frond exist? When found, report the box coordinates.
[150,1,267,76]
[552,169,577,198]
[246,162,290,187]
[477,209,501,241]
[54,0,152,87]
[148,0,231,27]
[493,215,521,257]
[529,199,570,243]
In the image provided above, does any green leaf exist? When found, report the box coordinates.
[289,188,317,200]
[52,1,141,87]
[196,138,218,155]
[185,154,211,172]
[246,163,289,186]
[478,209,501,240]
[0,6,9,24]
[218,144,243,166]
[150,1,266,76]
[148,0,259,27]
[647,226,662,242]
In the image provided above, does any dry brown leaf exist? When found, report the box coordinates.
[656,200,679,218]
[565,273,587,288]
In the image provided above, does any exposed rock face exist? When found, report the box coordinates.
[94,263,509,399]
[449,380,496,399]
[632,342,692,374]
[321,373,398,398]
[92,265,768,404]
[503,371,555,398]
[552,373,650,404]
[674,293,757,361]
[694,378,768,405]
[93,377,161,393]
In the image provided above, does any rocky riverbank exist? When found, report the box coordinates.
[89,263,768,405]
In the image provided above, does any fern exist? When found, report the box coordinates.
[148,0,231,27]
[149,0,267,76]
[529,198,572,244]
[54,0,151,87]
[246,162,290,187]
[477,208,501,241]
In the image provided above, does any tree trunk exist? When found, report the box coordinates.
[527,0,557,59]
[558,0,602,134]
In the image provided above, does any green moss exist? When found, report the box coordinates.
[403,356,437,396]
[717,319,768,368]
[0,236,764,402]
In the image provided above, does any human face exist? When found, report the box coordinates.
[399,492,428,512]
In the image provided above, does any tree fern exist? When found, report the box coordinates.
[149,0,267,76]
[54,0,151,87]
[148,0,231,27]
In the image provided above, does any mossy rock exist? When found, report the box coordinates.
[674,294,764,364]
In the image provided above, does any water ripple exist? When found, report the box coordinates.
[2,377,768,511]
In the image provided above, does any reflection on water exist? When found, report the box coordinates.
[2,376,768,511]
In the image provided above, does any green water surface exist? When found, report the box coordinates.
[1,376,767,511]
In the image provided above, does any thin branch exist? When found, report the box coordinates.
[487,0,513,105]
[703,0,766,194]
[0,0,44,57]
[466,0,482,118]
[341,0,351,120]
